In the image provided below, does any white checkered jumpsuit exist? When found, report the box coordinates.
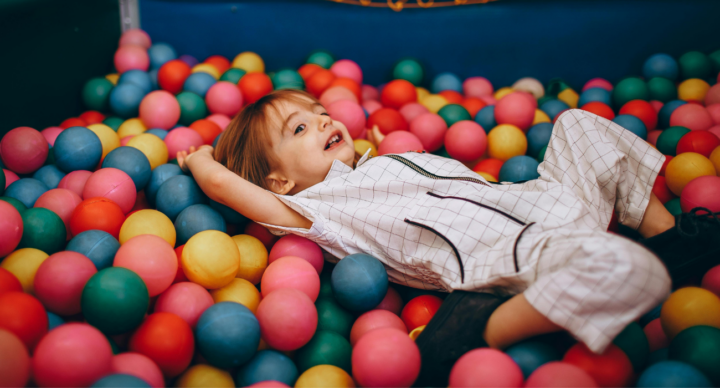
[260,109,671,352]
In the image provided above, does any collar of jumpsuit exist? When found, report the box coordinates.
[320,149,374,182]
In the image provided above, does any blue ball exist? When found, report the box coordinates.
[174,204,227,245]
[196,302,261,369]
[431,72,463,93]
[209,199,249,225]
[643,54,679,81]
[475,106,497,133]
[212,131,224,148]
[148,69,159,90]
[578,87,612,107]
[155,175,206,221]
[505,341,560,378]
[237,350,299,387]
[145,128,168,140]
[498,156,540,183]
[658,100,687,129]
[145,164,184,206]
[109,83,145,118]
[613,114,648,140]
[118,70,153,95]
[637,361,712,388]
[331,253,388,312]
[91,374,151,388]
[5,178,48,208]
[183,72,217,98]
[47,311,65,330]
[148,43,177,69]
[53,126,103,173]
[32,165,65,189]
[540,99,570,120]
[66,230,121,270]
[526,123,553,159]
[102,147,152,191]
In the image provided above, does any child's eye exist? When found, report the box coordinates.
[321,113,329,116]
[295,124,306,134]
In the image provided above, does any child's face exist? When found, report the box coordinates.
[268,97,355,194]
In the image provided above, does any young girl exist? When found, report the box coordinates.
[179,89,713,384]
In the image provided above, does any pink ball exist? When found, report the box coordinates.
[140,91,181,130]
[525,362,598,388]
[647,130,662,146]
[4,169,19,189]
[114,45,150,73]
[705,83,720,106]
[0,126,49,174]
[119,29,151,49]
[583,78,613,92]
[375,287,404,316]
[480,94,498,106]
[114,234,177,297]
[165,127,204,160]
[327,100,366,139]
[268,234,324,274]
[83,168,137,214]
[34,251,97,315]
[378,131,424,156]
[445,121,487,162]
[261,256,320,302]
[350,309,408,346]
[650,100,664,113]
[41,127,63,147]
[34,188,83,239]
[205,81,243,117]
[495,92,536,131]
[248,382,291,388]
[680,175,720,213]
[701,265,720,298]
[120,136,135,146]
[330,59,363,85]
[399,102,429,123]
[0,200,23,257]
[463,77,494,98]
[670,104,714,131]
[709,125,720,139]
[449,348,524,388]
[256,288,317,351]
[0,329,30,388]
[58,170,93,197]
[206,114,232,131]
[643,318,668,352]
[33,323,114,388]
[320,86,358,107]
[112,352,164,388]
[706,103,720,125]
[409,112,447,152]
[154,282,214,328]
[362,85,379,101]
[352,327,421,387]
[363,100,383,115]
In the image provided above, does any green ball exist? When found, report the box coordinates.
[296,330,352,373]
[613,77,649,108]
[272,69,305,90]
[0,197,27,214]
[306,50,335,69]
[438,104,471,127]
[433,147,452,159]
[82,267,149,335]
[665,198,682,216]
[537,95,556,107]
[613,321,649,372]
[176,91,208,126]
[648,77,678,103]
[669,325,720,385]
[44,148,56,167]
[709,49,720,74]
[393,59,424,86]
[106,334,120,354]
[18,208,66,254]
[679,51,712,80]
[316,297,355,339]
[319,271,334,299]
[537,145,547,163]
[220,68,246,84]
[656,126,690,156]
[82,78,114,112]
[102,117,124,131]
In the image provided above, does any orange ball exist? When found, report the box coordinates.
[400,295,442,332]
[330,77,362,102]
[70,197,126,239]
[203,55,230,74]
[462,97,487,118]
[581,101,615,121]
[665,152,717,196]
[473,158,504,179]
[367,108,408,135]
[381,80,417,110]
[563,343,633,388]
[60,117,87,129]
[238,72,273,104]
[298,64,323,82]
[129,312,195,378]
[158,60,192,95]
[306,69,336,98]
[438,90,464,104]
[189,119,222,146]
[619,100,657,130]
[79,111,106,125]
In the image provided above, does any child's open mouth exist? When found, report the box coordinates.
[324,131,344,151]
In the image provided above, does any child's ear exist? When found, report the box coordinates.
[265,171,295,195]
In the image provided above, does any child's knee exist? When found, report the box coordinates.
[611,239,672,299]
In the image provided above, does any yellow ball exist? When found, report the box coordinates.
[415,87,430,102]
[532,109,551,125]
[678,78,711,102]
[494,87,514,100]
[176,364,235,388]
[105,73,119,85]
[487,124,528,161]
[476,172,497,182]
[558,88,580,108]
[117,118,147,140]
[119,209,176,246]
[661,287,720,340]
[354,139,378,158]
[512,78,545,99]
[409,325,426,341]
[232,234,268,285]
[192,63,220,79]
[295,365,355,388]
[0,248,49,294]
[420,94,449,114]
[210,278,261,314]
[183,230,240,289]
[232,52,265,73]
[127,133,169,170]
[87,124,120,159]
[665,152,717,196]
[709,146,720,175]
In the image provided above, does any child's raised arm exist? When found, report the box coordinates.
[178,146,312,230]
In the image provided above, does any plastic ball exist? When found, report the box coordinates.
[678,78,710,102]
[464,76,494,97]
[327,100,366,139]
[612,321,650,372]
[419,94,449,114]
[112,353,164,388]
[331,253,388,312]
[109,84,144,118]
[487,124,527,161]
[119,29,151,48]
[83,78,115,111]
[563,343,633,387]
[495,92,536,131]
[256,288,318,351]
[178,54,199,67]
[182,230,239,289]
[316,297,354,339]
[706,85,720,106]
[81,266,149,335]
[91,374,151,388]
[319,86,358,107]
[158,60,191,94]
[524,362,598,388]
[305,69,336,97]
[400,295,442,332]
[114,45,149,73]
[237,350,298,387]
[658,101,687,129]
[155,174,205,221]
[117,118,147,139]
[661,287,720,340]
[210,278,260,313]
[0,201,22,257]
[204,81,243,117]
[66,230,120,270]
[350,309,407,346]
[612,115,647,139]
[702,265,720,298]
[153,282,212,329]
[272,68,305,90]
[297,330,352,373]
[579,87,612,107]
[129,312,195,377]
[431,72,462,93]
[232,51,265,73]
[613,77,649,108]
[182,72,216,98]
[114,234,176,296]
[670,104,713,131]
[126,133,168,170]
[120,209,174,246]
[85,124,120,160]
[580,101,614,121]
[147,42,176,69]
[48,313,66,331]
[0,291,48,350]
[644,318,669,353]
[665,198,682,216]
[648,77,678,103]
[53,126,103,173]
[238,72,273,104]
[676,131,720,157]
[393,58,423,86]
[262,256,320,302]
[0,329,31,387]
[164,127,204,160]
[352,327,421,387]
[138,91,180,130]
[380,79,417,109]
[540,100,570,120]
[506,341,560,378]
[295,365,355,388]
[34,251,96,315]
[6,178,48,209]
[17,207,65,254]
[619,99,657,130]
[41,126,63,147]
[438,104,471,128]
[174,204,225,245]
[643,54,679,81]
[195,301,260,369]
[226,235,267,285]
[378,131,424,155]
[637,361,712,388]
[652,176,675,204]
[367,108,407,135]
[474,158,504,180]
[408,112,447,152]
[83,168,136,214]
[1,127,49,174]
[526,122,553,159]
[328,59,361,85]
[668,325,720,385]
[656,126,691,156]
[444,120,487,161]
[449,348,524,388]
[474,105,497,132]
[268,234,322,273]
[118,70,152,95]
[679,51,712,80]
[665,153,716,196]
[176,365,234,388]
[176,91,208,126]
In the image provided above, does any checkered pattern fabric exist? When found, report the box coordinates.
[259,109,670,352]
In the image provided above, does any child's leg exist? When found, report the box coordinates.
[483,293,562,349]
[638,193,675,238]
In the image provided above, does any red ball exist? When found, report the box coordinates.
[0,201,23,257]
[0,292,48,351]
[352,327,421,387]
[462,97,487,118]
[525,362,598,388]
[330,78,362,102]
[172,245,188,283]
[375,287,404,316]
[439,90,464,105]
[70,197,126,238]
[0,268,22,295]
[60,117,88,129]
[350,309,408,346]
[401,295,443,332]
[378,131,424,156]
[0,329,31,387]
[701,265,720,298]
[306,69,336,98]
[80,111,106,125]
[368,108,408,135]
[298,64,323,82]
[473,158,504,180]
[239,72,273,104]
[562,343,632,388]
[706,103,720,125]
[158,59,192,95]
[670,104,714,131]
[676,130,720,157]
[619,100,658,130]
[244,222,279,251]
[652,176,675,204]
[34,251,97,316]
[445,121,488,162]
[647,130,662,146]
[581,102,615,121]
[660,155,673,176]
[409,112,447,152]
[643,318,668,353]
[203,55,231,74]
[256,288,317,351]
[449,348,524,388]
[269,234,324,274]
[129,312,195,377]
[189,119,222,146]
[0,126,49,174]
[680,175,720,213]
[381,80,418,109]
[495,92,536,131]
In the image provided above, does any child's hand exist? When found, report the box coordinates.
[177,145,214,172]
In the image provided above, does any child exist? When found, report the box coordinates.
[179,90,718,385]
